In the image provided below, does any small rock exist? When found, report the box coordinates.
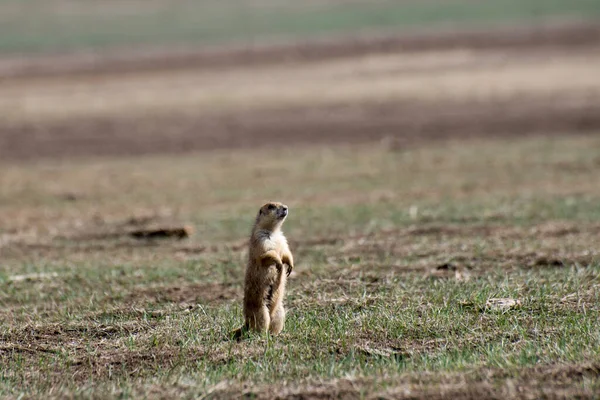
[486,298,521,311]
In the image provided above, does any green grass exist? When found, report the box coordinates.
[1,264,598,397]
[0,0,599,54]
[1,135,600,397]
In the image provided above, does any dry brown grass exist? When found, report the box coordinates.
[1,134,600,398]
[1,17,600,399]
[1,48,599,122]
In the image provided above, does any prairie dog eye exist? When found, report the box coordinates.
[267,204,276,211]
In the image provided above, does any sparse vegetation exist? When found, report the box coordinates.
[1,2,600,398]
[0,0,599,54]
[1,136,599,398]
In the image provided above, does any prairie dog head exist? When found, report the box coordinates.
[255,202,289,231]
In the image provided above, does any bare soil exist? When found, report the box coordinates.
[1,21,600,162]
[3,97,598,161]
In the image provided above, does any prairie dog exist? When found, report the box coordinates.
[233,202,294,338]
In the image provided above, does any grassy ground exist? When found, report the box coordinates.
[1,3,599,397]
[1,0,599,54]
[1,135,599,398]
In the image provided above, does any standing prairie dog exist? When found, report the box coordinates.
[233,202,294,338]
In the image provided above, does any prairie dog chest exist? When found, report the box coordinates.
[261,231,287,254]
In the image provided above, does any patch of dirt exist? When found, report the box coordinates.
[309,222,599,281]
[58,225,195,242]
[355,343,408,360]
[1,321,154,346]
[2,96,600,162]
[125,282,240,305]
[1,341,213,385]
[0,215,198,260]
[221,362,600,400]
[68,341,268,383]
[128,225,194,240]
[69,347,193,381]
[57,213,195,241]
[559,285,600,311]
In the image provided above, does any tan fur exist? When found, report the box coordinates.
[232,202,294,339]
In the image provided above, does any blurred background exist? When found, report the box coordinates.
[1,0,599,160]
